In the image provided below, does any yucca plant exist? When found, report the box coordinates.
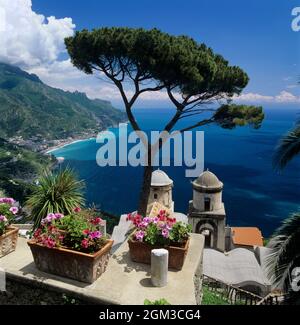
[26,168,85,230]
[266,213,300,304]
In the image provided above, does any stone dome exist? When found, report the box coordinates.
[151,169,173,187]
[193,170,223,191]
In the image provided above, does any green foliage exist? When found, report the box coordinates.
[26,168,85,230]
[201,287,230,305]
[273,121,300,170]
[0,62,126,140]
[214,104,264,129]
[144,298,171,305]
[58,214,91,250]
[57,212,107,252]
[61,294,77,305]
[144,222,164,246]
[169,222,192,243]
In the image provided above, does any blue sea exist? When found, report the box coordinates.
[51,108,300,237]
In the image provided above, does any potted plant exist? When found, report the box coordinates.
[28,209,113,283]
[0,197,19,258]
[127,210,192,270]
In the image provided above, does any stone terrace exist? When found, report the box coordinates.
[0,234,204,305]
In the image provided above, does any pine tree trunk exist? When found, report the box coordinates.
[137,164,153,216]
[138,143,153,216]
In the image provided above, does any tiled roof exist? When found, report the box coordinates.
[231,227,264,247]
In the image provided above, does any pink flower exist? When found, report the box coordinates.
[135,230,145,242]
[9,207,19,215]
[74,207,81,213]
[0,215,7,222]
[81,239,89,249]
[54,213,64,220]
[42,237,56,249]
[162,229,169,238]
[152,217,159,224]
[89,231,102,239]
[0,198,15,205]
[46,213,56,223]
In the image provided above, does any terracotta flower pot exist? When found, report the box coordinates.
[27,239,114,283]
[0,226,19,258]
[128,238,190,270]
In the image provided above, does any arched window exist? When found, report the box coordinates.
[204,197,211,211]
[154,193,158,200]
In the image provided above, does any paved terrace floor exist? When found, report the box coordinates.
[0,234,204,305]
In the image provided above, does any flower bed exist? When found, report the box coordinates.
[28,209,113,283]
[0,197,19,258]
[127,210,191,270]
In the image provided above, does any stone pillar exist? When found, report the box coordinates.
[151,249,168,287]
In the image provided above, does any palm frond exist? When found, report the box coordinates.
[273,123,300,170]
[266,213,300,290]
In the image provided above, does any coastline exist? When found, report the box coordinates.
[44,122,128,155]
[45,137,95,154]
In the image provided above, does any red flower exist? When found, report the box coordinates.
[33,228,42,238]
[74,207,81,213]
[91,217,103,225]
[126,213,132,222]
[81,239,89,249]
[82,229,90,235]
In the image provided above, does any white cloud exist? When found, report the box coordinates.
[274,90,299,103]
[233,92,274,102]
[234,91,300,104]
[0,0,75,67]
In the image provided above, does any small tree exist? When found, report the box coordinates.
[65,27,264,216]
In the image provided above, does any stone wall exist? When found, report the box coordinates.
[0,279,90,305]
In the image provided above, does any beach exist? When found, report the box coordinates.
[45,137,95,154]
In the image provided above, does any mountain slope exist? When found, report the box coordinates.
[0,62,126,140]
[0,138,55,203]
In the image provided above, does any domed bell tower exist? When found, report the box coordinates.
[188,170,226,252]
[147,169,174,216]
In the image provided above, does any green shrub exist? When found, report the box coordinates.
[144,298,171,305]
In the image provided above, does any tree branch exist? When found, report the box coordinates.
[178,118,215,133]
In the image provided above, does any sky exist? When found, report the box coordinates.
[0,0,299,108]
